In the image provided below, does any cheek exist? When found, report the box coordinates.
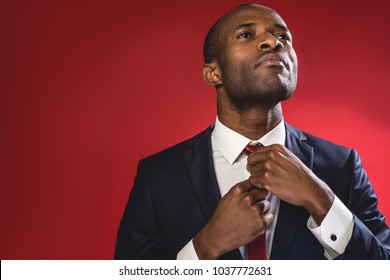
[222,47,251,71]
[290,60,298,77]
[289,49,298,70]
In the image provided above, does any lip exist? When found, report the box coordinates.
[255,53,289,70]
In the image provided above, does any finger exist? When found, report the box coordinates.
[250,144,305,171]
[247,147,286,168]
[251,144,287,155]
[248,159,281,175]
[245,187,269,202]
[248,171,275,190]
[229,179,255,195]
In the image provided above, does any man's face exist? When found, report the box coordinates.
[215,5,298,107]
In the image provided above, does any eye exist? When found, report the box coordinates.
[237,31,253,39]
[276,33,291,41]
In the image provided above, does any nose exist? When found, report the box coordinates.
[257,33,283,51]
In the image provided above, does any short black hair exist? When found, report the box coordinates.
[203,19,222,64]
[203,4,256,64]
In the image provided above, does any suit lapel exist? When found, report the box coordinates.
[182,125,221,222]
[284,123,314,170]
[270,123,314,259]
[181,125,243,260]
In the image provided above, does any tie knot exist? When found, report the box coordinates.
[243,143,263,155]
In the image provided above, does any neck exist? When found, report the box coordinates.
[217,99,283,140]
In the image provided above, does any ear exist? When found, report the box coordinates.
[203,62,223,86]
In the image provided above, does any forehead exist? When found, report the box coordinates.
[219,5,288,34]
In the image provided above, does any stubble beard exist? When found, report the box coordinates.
[223,72,297,110]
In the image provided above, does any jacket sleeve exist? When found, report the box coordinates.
[338,149,390,259]
[114,159,169,259]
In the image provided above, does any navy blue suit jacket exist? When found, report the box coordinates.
[115,123,390,259]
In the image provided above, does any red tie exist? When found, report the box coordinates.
[243,143,267,260]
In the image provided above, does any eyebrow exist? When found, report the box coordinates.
[233,22,290,33]
[233,22,256,32]
[274,23,289,33]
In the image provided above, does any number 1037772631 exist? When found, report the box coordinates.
[212,266,272,276]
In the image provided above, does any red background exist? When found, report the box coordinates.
[1,0,389,259]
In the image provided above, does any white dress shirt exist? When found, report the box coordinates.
[177,117,353,259]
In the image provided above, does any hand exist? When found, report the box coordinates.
[193,179,273,259]
[247,144,334,224]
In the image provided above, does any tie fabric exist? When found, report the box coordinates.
[243,143,267,260]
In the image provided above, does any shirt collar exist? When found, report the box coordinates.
[211,117,286,165]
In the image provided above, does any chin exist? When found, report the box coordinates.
[279,90,294,102]
[273,80,296,101]
[262,82,296,103]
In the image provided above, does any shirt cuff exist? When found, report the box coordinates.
[176,239,199,260]
[307,196,354,259]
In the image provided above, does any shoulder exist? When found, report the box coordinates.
[139,124,213,168]
[285,123,364,200]
[285,123,356,165]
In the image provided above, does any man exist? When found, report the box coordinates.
[114,4,390,259]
